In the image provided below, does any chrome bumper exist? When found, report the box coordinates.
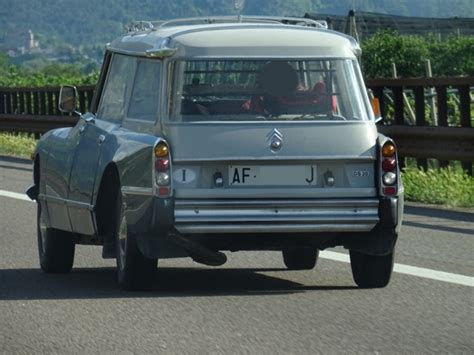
[174,199,379,234]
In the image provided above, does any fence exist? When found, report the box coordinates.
[366,76,473,174]
[305,10,474,41]
[0,78,473,173]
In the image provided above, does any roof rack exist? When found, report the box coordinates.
[124,16,328,33]
[124,21,155,33]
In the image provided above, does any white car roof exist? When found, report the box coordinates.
[107,21,360,59]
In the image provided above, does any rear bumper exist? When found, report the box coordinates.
[174,198,380,234]
[126,194,402,258]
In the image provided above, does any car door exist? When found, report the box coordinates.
[67,53,136,235]
[42,121,85,232]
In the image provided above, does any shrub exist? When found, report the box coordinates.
[402,167,474,208]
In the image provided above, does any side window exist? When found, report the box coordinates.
[127,60,161,122]
[97,54,136,123]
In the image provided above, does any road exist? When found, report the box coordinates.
[0,156,473,353]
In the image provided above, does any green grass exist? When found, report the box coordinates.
[0,132,37,158]
[402,167,474,208]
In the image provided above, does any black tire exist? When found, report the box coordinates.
[282,247,319,270]
[114,192,157,291]
[349,250,394,289]
[37,203,75,273]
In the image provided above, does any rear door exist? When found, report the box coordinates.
[166,121,378,199]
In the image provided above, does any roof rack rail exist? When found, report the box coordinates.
[122,16,327,33]
[124,21,155,33]
[156,16,327,28]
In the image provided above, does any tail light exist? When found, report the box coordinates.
[154,140,172,198]
[380,140,398,196]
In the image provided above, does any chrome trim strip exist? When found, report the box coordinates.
[175,198,379,208]
[121,186,154,196]
[172,156,375,163]
[38,194,94,211]
[175,224,376,234]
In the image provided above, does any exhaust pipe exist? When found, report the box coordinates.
[171,234,227,266]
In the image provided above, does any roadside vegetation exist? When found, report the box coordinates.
[402,167,474,208]
[0,132,36,158]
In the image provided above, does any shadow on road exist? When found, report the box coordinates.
[403,221,474,236]
[405,205,474,223]
[0,267,356,300]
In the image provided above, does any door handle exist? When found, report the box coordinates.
[98,135,106,145]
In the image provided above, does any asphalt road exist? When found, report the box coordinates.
[0,156,473,354]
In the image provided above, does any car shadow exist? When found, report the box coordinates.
[0,267,357,300]
[405,205,474,223]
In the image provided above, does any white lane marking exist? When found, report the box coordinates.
[0,189,473,287]
[0,189,32,202]
[321,251,474,287]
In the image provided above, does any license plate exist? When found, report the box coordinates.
[229,165,317,186]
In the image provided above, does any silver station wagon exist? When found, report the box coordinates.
[27,16,403,290]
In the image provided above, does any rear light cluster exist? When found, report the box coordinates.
[154,141,172,198]
[381,141,398,196]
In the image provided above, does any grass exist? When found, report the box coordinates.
[0,132,37,158]
[0,132,473,208]
[402,167,474,208]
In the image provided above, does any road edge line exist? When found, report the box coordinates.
[320,250,474,287]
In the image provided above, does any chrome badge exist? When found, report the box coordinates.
[267,128,283,152]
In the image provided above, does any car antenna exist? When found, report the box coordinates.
[234,0,245,22]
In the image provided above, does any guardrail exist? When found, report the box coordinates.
[0,78,473,173]
[366,76,473,174]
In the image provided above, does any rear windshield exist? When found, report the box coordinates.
[169,59,370,122]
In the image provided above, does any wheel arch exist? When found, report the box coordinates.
[94,162,121,239]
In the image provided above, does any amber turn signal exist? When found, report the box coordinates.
[382,142,396,157]
[154,142,169,157]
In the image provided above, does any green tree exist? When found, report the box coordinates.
[361,31,430,78]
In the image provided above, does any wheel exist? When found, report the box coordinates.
[282,247,319,270]
[114,192,157,291]
[37,203,75,273]
[349,250,394,289]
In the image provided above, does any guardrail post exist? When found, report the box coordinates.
[435,85,449,168]
[392,86,405,168]
[5,92,12,114]
[413,86,428,170]
[47,91,54,115]
[0,91,5,114]
[458,85,473,175]
[26,92,32,114]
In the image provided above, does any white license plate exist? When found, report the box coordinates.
[229,165,317,186]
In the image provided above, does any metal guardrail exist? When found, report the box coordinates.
[377,126,474,161]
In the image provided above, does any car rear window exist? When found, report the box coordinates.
[169,59,370,122]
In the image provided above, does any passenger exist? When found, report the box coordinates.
[242,61,332,115]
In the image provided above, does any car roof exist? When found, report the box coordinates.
[107,18,360,59]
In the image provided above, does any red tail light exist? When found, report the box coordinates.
[154,141,172,198]
[380,140,398,196]
[382,158,396,172]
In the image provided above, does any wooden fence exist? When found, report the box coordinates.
[0,77,473,173]
[366,76,473,173]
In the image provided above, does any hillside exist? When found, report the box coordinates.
[1,0,473,47]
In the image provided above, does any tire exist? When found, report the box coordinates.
[114,192,157,291]
[37,203,75,273]
[282,247,319,270]
[349,250,394,289]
